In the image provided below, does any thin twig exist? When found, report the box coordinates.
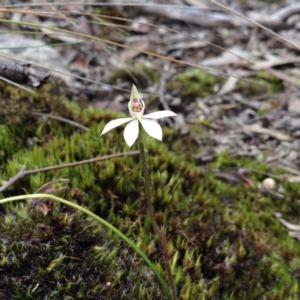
[0,52,130,93]
[208,0,300,52]
[32,112,89,132]
[23,151,140,175]
[0,76,34,93]
[0,165,26,192]
[0,19,267,87]
[0,7,255,65]
[0,151,140,192]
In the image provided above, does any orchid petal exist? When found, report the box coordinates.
[140,119,162,141]
[100,118,133,136]
[124,119,139,147]
[129,85,140,105]
[142,110,177,119]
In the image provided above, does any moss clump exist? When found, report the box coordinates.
[0,79,85,164]
[0,79,68,126]
[166,68,223,99]
[0,194,164,299]
[1,89,300,298]
[237,71,284,96]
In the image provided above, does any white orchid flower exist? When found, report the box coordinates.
[100,85,177,147]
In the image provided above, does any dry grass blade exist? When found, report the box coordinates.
[0,4,277,90]
[0,18,248,80]
[0,75,34,93]
[32,112,89,132]
[208,0,300,52]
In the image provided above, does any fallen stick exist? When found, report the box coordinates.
[0,150,140,192]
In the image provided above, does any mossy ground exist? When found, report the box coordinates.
[165,68,284,100]
[0,80,300,300]
[237,71,284,96]
[166,68,224,100]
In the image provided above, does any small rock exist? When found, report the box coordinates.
[262,178,276,190]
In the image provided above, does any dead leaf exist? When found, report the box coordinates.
[129,17,151,34]
[246,125,293,142]
[215,171,255,188]
[167,40,207,51]
[29,179,70,216]
[218,76,239,96]
[280,175,300,183]
[34,179,70,195]
[250,56,300,70]
[279,218,300,231]
[288,98,300,114]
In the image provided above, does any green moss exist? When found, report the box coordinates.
[0,200,164,299]
[257,109,268,116]
[237,71,284,96]
[1,86,300,299]
[166,68,223,98]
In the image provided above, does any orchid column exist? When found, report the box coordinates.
[101,85,178,300]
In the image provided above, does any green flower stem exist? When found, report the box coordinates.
[0,194,172,300]
[138,138,160,236]
[138,130,178,300]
